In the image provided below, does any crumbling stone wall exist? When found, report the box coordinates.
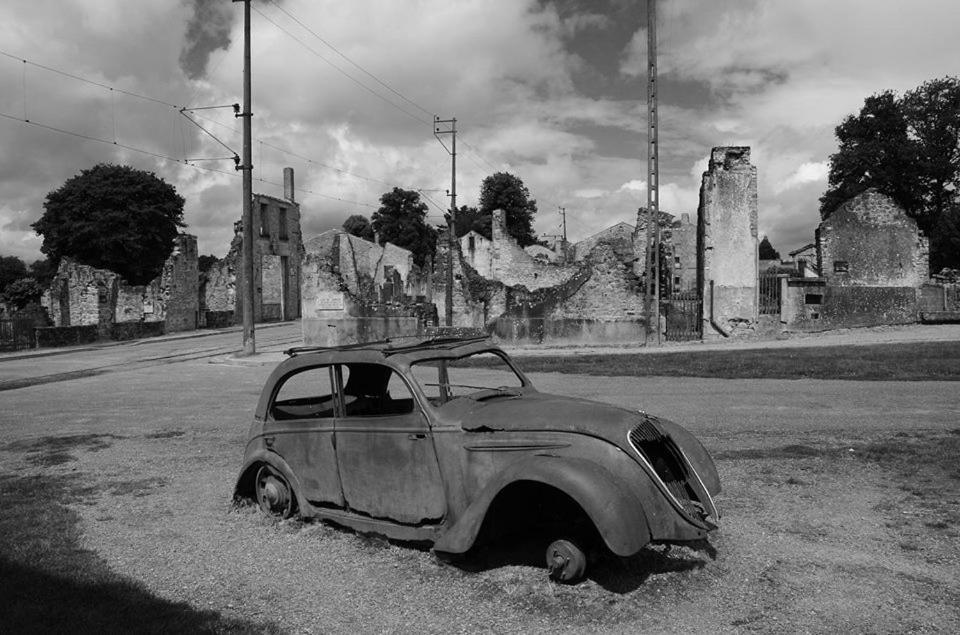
[697,146,759,338]
[460,230,493,278]
[202,187,304,325]
[573,222,635,263]
[803,189,928,328]
[668,213,697,292]
[300,230,435,346]
[488,210,579,290]
[817,189,928,287]
[40,233,199,337]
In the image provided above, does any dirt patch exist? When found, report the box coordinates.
[4,434,122,467]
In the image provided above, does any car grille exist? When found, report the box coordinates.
[628,421,703,518]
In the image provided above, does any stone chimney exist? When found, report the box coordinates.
[283,167,295,203]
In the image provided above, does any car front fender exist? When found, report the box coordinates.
[434,455,652,557]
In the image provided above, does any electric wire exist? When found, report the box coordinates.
[265,0,435,119]
[0,110,378,209]
[251,4,431,125]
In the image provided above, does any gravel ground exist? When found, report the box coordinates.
[2,351,959,633]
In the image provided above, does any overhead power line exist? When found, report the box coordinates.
[252,4,431,125]
[0,110,378,209]
[264,0,434,119]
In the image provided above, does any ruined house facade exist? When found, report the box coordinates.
[203,168,304,326]
[300,230,433,346]
[41,233,200,338]
[780,189,929,329]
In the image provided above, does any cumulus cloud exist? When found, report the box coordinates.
[1,0,958,262]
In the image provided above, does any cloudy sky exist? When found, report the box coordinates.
[1,0,957,264]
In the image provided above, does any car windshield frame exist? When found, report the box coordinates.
[408,349,530,405]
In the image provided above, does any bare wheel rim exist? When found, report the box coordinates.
[255,465,293,518]
[546,538,587,583]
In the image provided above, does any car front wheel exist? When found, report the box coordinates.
[255,464,295,519]
[546,538,587,583]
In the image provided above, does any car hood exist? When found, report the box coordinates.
[457,390,641,444]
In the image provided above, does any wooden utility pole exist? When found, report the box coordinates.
[235,0,255,355]
[434,116,457,327]
[645,0,662,346]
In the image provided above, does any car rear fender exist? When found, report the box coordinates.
[233,449,307,513]
[434,455,652,557]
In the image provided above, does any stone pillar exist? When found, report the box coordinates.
[697,146,759,338]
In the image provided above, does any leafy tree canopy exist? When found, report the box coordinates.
[759,236,781,260]
[198,254,219,275]
[453,205,491,240]
[821,78,960,270]
[478,172,538,247]
[28,258,56,286]
[371,188,438,268]
[0,255,28,292]
[342,214,375,241]
[32,163,185,285]
[2,278,43,309]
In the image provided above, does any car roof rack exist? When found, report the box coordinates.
[283,335,490,358]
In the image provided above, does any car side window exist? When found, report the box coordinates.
[340,363,415,417]
[270,366,335,420]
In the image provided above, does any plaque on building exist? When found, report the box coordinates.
[314,291,345,311]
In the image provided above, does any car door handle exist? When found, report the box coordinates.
[407,433,426,440]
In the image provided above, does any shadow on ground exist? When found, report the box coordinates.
[0,446,280,633]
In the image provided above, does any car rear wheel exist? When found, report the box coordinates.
[255,464,294,519]
[546,538,587,583]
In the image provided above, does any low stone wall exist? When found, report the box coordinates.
[203,311,236,329]
[490,317,647,345]
[35,325,99,347]
[302,316,422,347]
[785,284,918,331]
[111,321,165,341]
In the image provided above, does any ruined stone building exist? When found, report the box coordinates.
[41,233,199,338]
[697,146,759,338]
[779,189,929,329]
[300,229,433,346]
[203,168,304,326]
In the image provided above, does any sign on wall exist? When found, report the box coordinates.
[314,291,345,311]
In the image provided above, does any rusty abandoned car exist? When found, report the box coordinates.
[234,337,720,582]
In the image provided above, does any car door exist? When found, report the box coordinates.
[264,364,344,506]
[334,362,446,524]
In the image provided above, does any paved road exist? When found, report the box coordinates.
[0,321,302,391]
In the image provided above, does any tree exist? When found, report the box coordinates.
[32,164,185,285]
[821,78,960,270]
[478,172,538,246]
[453,205,490,239]
[342,214,375,241]
[2,278,43,309]
[0,255,28,292]
[198,254,219,275]
[758,236,780,260]
[371,188,438,267]
[28,258,56,286]
[820,91,922,219]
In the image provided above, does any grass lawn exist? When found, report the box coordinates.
[510,341,960,381]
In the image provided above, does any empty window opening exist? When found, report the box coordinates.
[259,203,270,237]
[278,208,288,240]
